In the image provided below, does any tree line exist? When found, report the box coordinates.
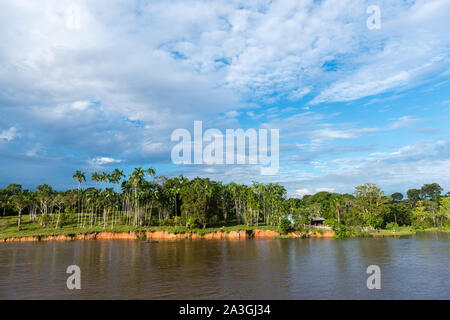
[0,168,449,232]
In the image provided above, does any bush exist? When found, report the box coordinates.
[324,218,339,229]
[412,219,429,230]
[385,222,399,230]
[38,214,51,227]
[324,218,351,238]
[280,218,293,234]
[294,225,307,232]
[333,224,350,238]
[174,216,182,226]
[363,214,383,229]
[59,213,69,227]
[187,216,198,229]
[149,215,159,226]
[296,215,310,226]
[64,207,76,214]
[350,226,371,237]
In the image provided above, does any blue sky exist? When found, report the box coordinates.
[0,0,449,197]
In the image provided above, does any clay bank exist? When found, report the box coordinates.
[1,229,335,242]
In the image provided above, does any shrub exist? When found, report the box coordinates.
[325,218,351,238]
[363,214,383,229]
[174,216,182,226]
[324,218,339,229]
[64,207,76,214]
[161,218,175,226]
[333,224,349,238]
[294,225,306,232]
[280,218,293,234]
[187,216,198,229]
[149,215,159,226]
[59,213,69,227]
[296,215,310,226]
[350,226,371,237]
[385,222,399,230]
[412,219,429,230]
[38,214,51,227]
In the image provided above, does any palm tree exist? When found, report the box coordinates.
[110,169,125,193]
[100,172,110,190]
[129,167,145,197]
[145,167,156,179]
[331,194,343,224]
[72,170,86,190]
[129,168,146,224]
[72,171,86,227]
[11,193,29,230]
[91,172,102,189]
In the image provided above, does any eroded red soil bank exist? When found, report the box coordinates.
[1,229,334,242]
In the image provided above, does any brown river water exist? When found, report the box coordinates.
[0,232,449,299]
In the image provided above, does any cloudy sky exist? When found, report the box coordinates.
[0,0,449,197]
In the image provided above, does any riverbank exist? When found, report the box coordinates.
[2,215,448,242]
[1,228,336,242]
[372,227,450,237]
[0,214,337,241]
[3,227,449,242]
[3,226,440,242]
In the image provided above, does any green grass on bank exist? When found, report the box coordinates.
[372,226,416,237]
[1,214,449,240]
[423,227,450,233]
[0,214,282,239]
[372,226,450,237]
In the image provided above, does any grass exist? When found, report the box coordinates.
[0,214,281,240]
[372,226,416,237]
[423,227,450,233]
[2,214,447,240]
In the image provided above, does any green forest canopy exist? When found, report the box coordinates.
[1,168,449,232]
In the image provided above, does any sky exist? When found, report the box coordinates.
[0,0,449,197]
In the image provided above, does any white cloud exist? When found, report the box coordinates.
[295,188,312,198]
[370,145,415,157]
[388,116,423,130]
[0,0,448,194]
[324,140,450,192]
[90,157,122,165]
[71,101,91,111]
[25,143,43,157]
[298,124,378,143]
[310,0,450,104]
[316,187,335,193]
[225,110,240,118]
[289,87,312,101]
[1,0,448,115]
[0,127,18,141]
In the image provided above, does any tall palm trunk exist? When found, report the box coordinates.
[337,207,340,224]
[55,210,61,230]
[17,210,22,230]
[77,182,81,228]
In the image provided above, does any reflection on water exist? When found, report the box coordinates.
[0,232,448,299]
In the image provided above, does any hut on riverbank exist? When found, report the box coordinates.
[310,217,325,226]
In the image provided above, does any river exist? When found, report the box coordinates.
[0,232,448,299]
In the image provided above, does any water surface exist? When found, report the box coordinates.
[0,232,448,299]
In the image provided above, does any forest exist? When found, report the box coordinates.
[0,167,449,236]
